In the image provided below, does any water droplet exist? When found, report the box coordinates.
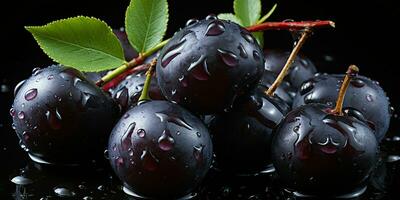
[218,49,239,67]
[172,89,177,95]
[129,148,134,157]
[205,21,225,36]
[238,43,248,58]
[80,92,92,107]
[32,67,41,76]
[161,39,186,68]
[155,112,193,130]
[206,14,218,20]
[12,123,16,130]
[123,113,130,119]
[186,18,199,26]
[83,196,93,200]
[196,132,201,137]
[300,81,314,95]
[158,130,175,151]
[253,51,261,61]
[104,149,109,160]
[9,107,16,117]
[193,145,204,162]
[14,80,26,96]
[54,94,62,102]
[11,176,33,185]
[366,94,373,102]
[115,157,124,167]
[137,129,146,138]
[351,78,365,88]
[115,87,129,110]
[241,31,254,43]
[140,150,159,171]
[122,122,135,149]
[293,124,300,133]
[23,131,30,141]
[188,55,210,81]
[73,77,82,86]
[54,187,75,197]
[18,111,25,120]
[387,155,400,163]
[24,88,38,101]
[45,109,62,130]
[176,131,181,135]
[47,75,54,80]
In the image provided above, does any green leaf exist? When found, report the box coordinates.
[26,16,125,72]
[234,0,261,26]
[125,0,168,53]
[218,13,243,25]
[252,32,264,48]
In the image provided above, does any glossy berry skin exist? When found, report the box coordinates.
[109,69,164,111]
[259,71,295,105]
[271,104,378,196]
[209,87,290,174]
[156,16,264,114]
[264,49,317,89]
[293,74,391,142]
[108,100,213,199]
[10,65,119,164]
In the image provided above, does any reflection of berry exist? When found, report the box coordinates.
[264,49,317,89]
[10,65,119,164]
[157,15,264,114]
[293,74,391,141]
[108,100,213,198]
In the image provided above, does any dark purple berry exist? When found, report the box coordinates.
[156,17,264,114]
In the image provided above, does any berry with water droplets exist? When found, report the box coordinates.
[156,16,264,114]
[107,100,212,199]
[10,65,119,164]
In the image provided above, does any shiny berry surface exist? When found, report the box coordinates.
[107,100,213,198]
[10,65,119,164]
[293,73,391,141]
[271,103,379,195]
[210,87,290,174]
[264,49,317,89]
[156,16,264,114]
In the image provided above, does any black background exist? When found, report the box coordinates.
[0,0,399,197]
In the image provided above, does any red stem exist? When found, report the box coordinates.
[101,63,149,91]
[247,20,335,32]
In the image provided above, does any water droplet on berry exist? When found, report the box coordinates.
[24,88,37,101]
[104,149,110,159]
[122,122,135,149]
[9,107,16,117]
[32,67,41,76]
[14,80,26,96]
[196,132,201,137]
[115,87,129,110]
[161,39,186,68]
[115,156,124,167]
[206,14,218,20]
[241,31,254,43]
[11,176,33,185]
[155,112,193,130]
[188,56,210,81]
[54,187,75,197]
[205,21,225,36]
[193,145,204,162]
[137,129,146,138]
[18,111,25,120]
[300,81,314,95]
[186,18,199,26]
[45,109,62,130]
[366,94,373,102]
[140,150,159,171]
[218,49,239,67]
[253,51,261,61]
[351,79,365,88]
[238,43,248,58]
[47,75,54,80]
[158,130,175,151]
[387,155,400,163]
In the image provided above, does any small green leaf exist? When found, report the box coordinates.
[125,0,168,53]
[218,13,243,25]
[26,16,125,72]
[252,32,264,48]
[234,0,261,26]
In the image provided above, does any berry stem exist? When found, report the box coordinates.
[95,39,170,87]
[332,65,359,115]
[265,29,312,96]
[138,59,157,102]
[247,20,335,32]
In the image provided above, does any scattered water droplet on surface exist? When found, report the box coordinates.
[140,150,159,171]
[14,80,26,96]
[218,49,239,67]
[366,94,373,102]
[241,31,254,43]
[205,21,225,36]
[9,107,16,117]
[351,79,365,88]
[193,145,204,163]
[137,129,146,138]
[253,51,261,61]
[18,111,25,120]
[300,81,314,95]
[161,39,186,68]
[186,18,199,26]
[158,130,175,151]
[11,176,33,185]
[238,43,248,58]
[32,67,41,76]
[387,155,400,163]
[24,88,37,101]
[54,187,75,197]
[206,14,218,20]
[155,112,193,130]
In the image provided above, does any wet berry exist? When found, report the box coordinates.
[271,103,379,196]
[293,74,391,141]
[10,65,119,164]
[108,100,213,198]
[156,16,264,114]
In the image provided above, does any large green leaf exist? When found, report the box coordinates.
[218,13,243,25]
[26,16,125,72]
[125,0,168,53]
[234,0,261,26]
